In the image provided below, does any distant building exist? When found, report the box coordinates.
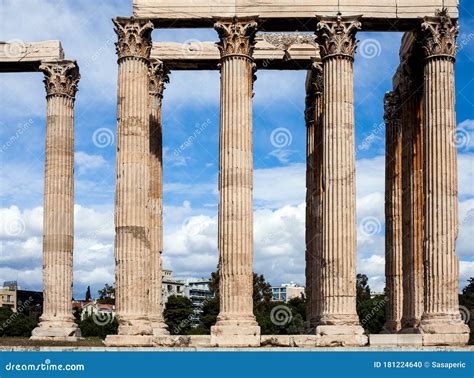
[162,269,185,303]
[81,302,116,321]
[0,281,43,315]
[162,270,214,327]
[271,282,305,303]
[183,279,214,326]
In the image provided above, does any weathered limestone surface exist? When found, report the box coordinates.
[314,14,366,346]
[382,91,403,334]
[397,49,425,334]
[133,0,458,30]
[31,61,81,341]
[305,64,323,332]
[151,36,320,70]
[210,17,261,347]
[0,40,64,72]
[148,59,169,336]
[105,18,155,347]
[418,11,469,346]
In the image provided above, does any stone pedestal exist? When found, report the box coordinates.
[419,11,469,346]
[382,92,403,334]
[105,18,155,347]
[210,17,261,347]
[314,13,367,346]
[31,61,81,341]
[148,59,170,336]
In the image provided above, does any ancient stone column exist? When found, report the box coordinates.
[419,10,469,346]
[305,63,324,333]
[148,59,169,336]
[105,18,154,347]
[382,91,403,333]
[314,13,366,346]
[210,16,260,347]
[31,61,81,341]
[304,69,316,333]
[399,61,425,334]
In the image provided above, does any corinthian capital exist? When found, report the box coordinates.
[421,8,458,60]
[214,17,258,58]
[113,17,154,60]
[316,12,361,60]
[40,60,80,98]
[149,59,169,97]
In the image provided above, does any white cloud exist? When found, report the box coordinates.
[75,151,107,175]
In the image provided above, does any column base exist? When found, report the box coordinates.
[316,318,367,346]
[381,320,402,334]
[117,316,153,336]
[420,314,470,346]
[151,321,170,336]
[103,335,154,347]
[30,317,82,341]
[211,318,261,347]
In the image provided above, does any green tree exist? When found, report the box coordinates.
[164,295,194,335]
[85,286,92,302]
[357,294,386,334]
[459,277,474,344]
[97,283,115,305]
[77,315,118,339]
[356,273,371,303]
[0,307,38,337]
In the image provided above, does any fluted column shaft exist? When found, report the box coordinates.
[305,64,324,331]
[383,91,403,333]
[111,18,154,339]
[314,15,365,344]
[419,11,468,344]
[211,18,260,343]
[31,61,80,340]
[400,74,424,332]
[148,60,169,335]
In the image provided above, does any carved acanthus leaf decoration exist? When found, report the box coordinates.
[113,18,154,60]
[421,8,458,60]
[214,17,258,58]
[316,12,361,60]
[40,61,80,98]
[262,32,316,60]
[149,59,170,96]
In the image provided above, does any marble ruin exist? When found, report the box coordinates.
[1,0,469,347]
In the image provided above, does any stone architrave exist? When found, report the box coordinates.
[31,61,81,341]
[210,16,261,347]
[419,9,469,346]
[105,18,155,347]
[314,13,367,346]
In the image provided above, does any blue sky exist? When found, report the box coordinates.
[0,0,473,299]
